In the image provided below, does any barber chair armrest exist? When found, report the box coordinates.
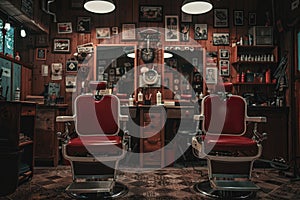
[193,114,204,121]
[56,115,75,122]
[246,116,267,123]
[120,115,129,122]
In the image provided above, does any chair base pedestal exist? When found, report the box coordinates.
[193,181,256,199]
[66,181,128,199]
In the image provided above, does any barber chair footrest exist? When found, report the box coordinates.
[66,181,114,193]
[211,180,260,191]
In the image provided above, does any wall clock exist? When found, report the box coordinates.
[141,48,155,63]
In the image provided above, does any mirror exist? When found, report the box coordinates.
[95,45,136,98]
[164,46,204,101]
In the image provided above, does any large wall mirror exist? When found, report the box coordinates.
[163,45,205,101]
[94,44,137,98]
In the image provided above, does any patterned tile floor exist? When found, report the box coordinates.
[1,163,300,200]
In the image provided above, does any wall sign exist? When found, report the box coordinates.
[21,0,33,18]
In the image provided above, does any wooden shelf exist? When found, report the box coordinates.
[233,83,275,85]
[232,61,277,66]
[19,140,33,147]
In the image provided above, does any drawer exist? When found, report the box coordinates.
[21,105,36,116]
[36,110,55,131]
[143,112,161,122]
[167,108,194,119]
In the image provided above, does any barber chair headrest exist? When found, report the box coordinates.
[89,81,107,91]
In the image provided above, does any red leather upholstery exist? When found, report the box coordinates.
[204,135,257,151]
[203,95,245,135]
[75,95,119,135]
[66,136,122,156]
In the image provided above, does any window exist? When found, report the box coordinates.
[0,19,14,56]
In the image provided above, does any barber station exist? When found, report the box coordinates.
[0,0,299,199]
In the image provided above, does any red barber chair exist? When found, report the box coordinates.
[192,87,267,199]
[56,81,130,199]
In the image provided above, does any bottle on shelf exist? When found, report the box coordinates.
[156,90,162,105]
[138,90,143,103]
[15,52,20,61]
[129,95,134,106]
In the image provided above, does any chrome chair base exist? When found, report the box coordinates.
[193,181,256,199]
[66,182,128,199]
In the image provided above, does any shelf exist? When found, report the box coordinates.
[233,83,275,85]
[232,61,277,66]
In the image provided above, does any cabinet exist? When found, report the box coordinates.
[34,104,68,166]
[139,106,165,167]
[231,45,278,105]
[0,101,36,185]
[0,54,32,101]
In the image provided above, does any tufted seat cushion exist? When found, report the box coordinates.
[66,136,123,157]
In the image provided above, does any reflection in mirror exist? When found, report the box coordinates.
[164,46,204,101]
[95,45,136,100]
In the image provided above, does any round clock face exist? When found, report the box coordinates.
[141,48,155,63]
[143,69,158,85]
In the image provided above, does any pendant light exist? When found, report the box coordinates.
[181,0,213,15]
[84,0,115,14]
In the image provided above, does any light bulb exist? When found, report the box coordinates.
[20,29,26,37]
[4,22,11,31]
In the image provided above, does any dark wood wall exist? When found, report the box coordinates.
[21,0,275,114]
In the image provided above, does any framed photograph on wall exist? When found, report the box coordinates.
[234,10,244,26]
[212,33,230,46]
[181,12,192,22]
[214,8,229,28]
[77,16,91,33]
[139,5,163,22]
[53,38,71,53]
[180,23,190,42]
[57,22,72,34]
[219,60,230,76]
[248,12,256,26]
[121,23,136,40]
[205,67,218,84]
[165,15,179,41]
[36,48,47,60]
[96,27,111,39]
[219,49,230,59]
[194,24,208,40]
[66,60,78,72]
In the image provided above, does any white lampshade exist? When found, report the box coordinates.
[181,0,213,15]
[84,0,115,14]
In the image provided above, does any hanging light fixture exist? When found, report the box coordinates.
[84,0,115,14]
[181,0,213,15]
[20,27,26,37]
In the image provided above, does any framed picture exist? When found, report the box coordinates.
[206,51,218,66]
[212,33,230,46]
[35,34,49,47]
[219,49,230,59]
[248,12,256,26]
[219,60,230,76]
[214,8,229,28]
[96,27,111,39]
[70,0,84,8]
[165,15,179,41]
[194,24,208,40]
[57,22,72,34]
[205,67,218,84]
[111,27,118,35]
[77,16,91,33]
[66,60,78,72]
[180,23,190,42]
[181,12,192,22]
[36,48,47,60]
[121,23,136,40]
[139,5,163,22]
[53,38,71,53]
[234,10,244,26]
